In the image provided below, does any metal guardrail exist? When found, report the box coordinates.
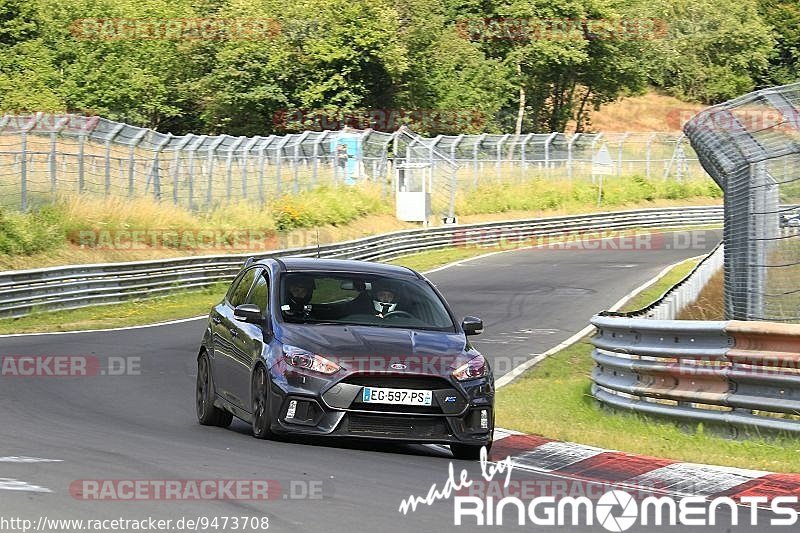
[590,316,800,434]
[0,205,723,319]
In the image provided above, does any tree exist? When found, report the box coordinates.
[643,0,775,103]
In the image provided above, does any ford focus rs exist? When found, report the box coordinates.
[196,257,494,459]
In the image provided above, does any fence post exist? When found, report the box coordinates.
[78,131,86,193]
[496,134,509,181]
[150,134,172,201]
[242,136,262,200]
[258,136,275,204]
[172,134,194,205]
[225,136,246,202]
[20,131,28,211]
[567,133,580,180]
[473,133,486,186]
[293,131,311,193]
[104,123,125,197]
[128,129,148,198]
[312,132,327,188]
[544,132,557,172]
[49,116,69,197]
[206,136,226,207]
[645,133,656,178]
[186,135,205,211]
[617,132,629,176]
[275,135,291,197]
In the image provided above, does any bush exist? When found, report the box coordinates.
[0,207,65,255]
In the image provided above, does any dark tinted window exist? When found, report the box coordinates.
[245,272,269,315]
[279,272,455,331]
[229,269,257,307]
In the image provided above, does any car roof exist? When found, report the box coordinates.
[267,257,421,279]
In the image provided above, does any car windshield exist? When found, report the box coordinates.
[279,272,455,331]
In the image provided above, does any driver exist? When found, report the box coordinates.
[371,281,399,318]
[284,275,315,316]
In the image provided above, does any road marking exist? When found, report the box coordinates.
[627,463,769,497]
[0,478,52,493]
[0,456,63,463]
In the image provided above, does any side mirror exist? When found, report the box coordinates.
[461,316,484,336]
[234,304,263,324]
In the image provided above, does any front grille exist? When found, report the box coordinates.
[347,414,451,439]
[351,402,441,414]
[343,374,452,390]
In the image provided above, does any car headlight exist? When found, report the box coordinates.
[452,354,487,381]
[283,344,340,375]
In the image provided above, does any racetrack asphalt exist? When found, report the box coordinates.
[1,228,775,532]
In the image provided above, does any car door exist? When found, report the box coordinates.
[229,269,271,410]
[214,267,258,407]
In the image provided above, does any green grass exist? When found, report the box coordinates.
[456,175,722,215]
[496,338,800,473]
[0,283,227,335]
[619,256,702,312]
[0,175,721,263]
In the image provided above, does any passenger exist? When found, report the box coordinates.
[284,275,315,317]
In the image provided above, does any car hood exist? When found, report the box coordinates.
[277,323,474,375]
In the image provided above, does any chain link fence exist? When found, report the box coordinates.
[685,82,800,321]
[0,113,705,218]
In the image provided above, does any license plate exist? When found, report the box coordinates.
[362,387,432,406]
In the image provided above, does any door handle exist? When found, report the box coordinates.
[228,328,238,337]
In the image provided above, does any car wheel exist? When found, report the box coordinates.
[196,353,233,427]
[251,366,276,440]
[450,442,492,461]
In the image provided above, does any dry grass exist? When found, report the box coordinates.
[678,269,725,320]
[569,91,705,133]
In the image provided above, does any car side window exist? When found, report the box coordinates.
[228,268,258,308]
[245,272,269,315]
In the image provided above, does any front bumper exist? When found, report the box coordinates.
[267,370,494,445]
